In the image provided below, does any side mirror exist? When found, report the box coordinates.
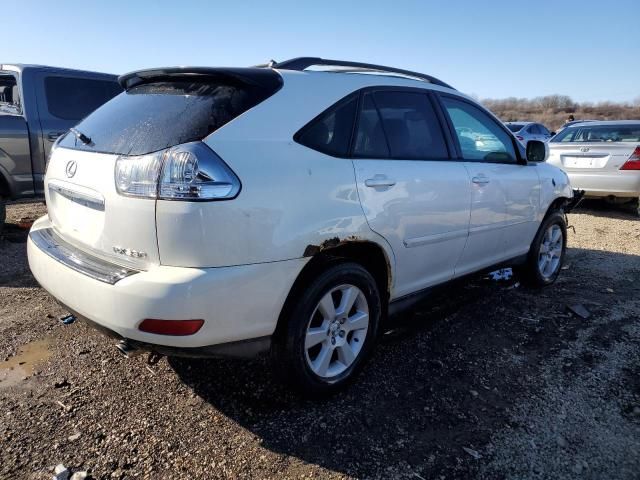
[550,131,556,136]
[526,140,548,163]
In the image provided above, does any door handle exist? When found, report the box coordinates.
[47,132,65,142]
[365,175,396,188]
[472,175,490,185]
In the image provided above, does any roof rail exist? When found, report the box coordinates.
[266,57,455,90]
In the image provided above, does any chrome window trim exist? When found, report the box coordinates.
[30,227,139,284]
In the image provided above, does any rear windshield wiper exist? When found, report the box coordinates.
[70,127,92,145]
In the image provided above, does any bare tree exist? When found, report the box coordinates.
[481,95,640,131]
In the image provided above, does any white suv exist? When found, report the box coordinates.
[28,58,573,394]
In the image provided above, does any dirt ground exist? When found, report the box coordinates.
[1,200,639,480]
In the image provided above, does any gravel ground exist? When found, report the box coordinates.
[1,200,639,479]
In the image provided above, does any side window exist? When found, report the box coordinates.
[441,96,517,163]
[44,76,123,121]
[373,91,448,159]
[539,124,550,135]
[528,124,540,134]
[353,93,390,158]
[296,95,357,157]
[0,74,20,115]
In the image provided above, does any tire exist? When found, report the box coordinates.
[518,210,567,287]
[272,262,381,396]
[622,197,640,217]
[0,200,5,236]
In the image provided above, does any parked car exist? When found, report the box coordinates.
[505,122,553,147]
[547,120,640,215]
[27,58,573,395]
[0,64,122,231]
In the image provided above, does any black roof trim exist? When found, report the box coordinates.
[118,67,282,91]
[267,57,455,90]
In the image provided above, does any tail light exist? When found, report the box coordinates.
[620,146,640,170]
[114,141,241,200]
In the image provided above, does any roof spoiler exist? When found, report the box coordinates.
[118,67,282,91]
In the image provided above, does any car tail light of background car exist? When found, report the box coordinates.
[620,146,640,170]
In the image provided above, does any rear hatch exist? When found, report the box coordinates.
[45,67,282,270]
[548,123,640,174]
[45,147,158,269]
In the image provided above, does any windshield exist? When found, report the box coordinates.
[506,123,524,132]
[551,124,640,143]
[59,79,280,155]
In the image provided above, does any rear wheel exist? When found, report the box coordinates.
[518,210,567,287]
[272,262,381,395]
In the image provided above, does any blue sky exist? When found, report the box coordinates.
[6,0,639,102]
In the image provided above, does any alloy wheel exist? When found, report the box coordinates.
[304,284,369,379]
[538,224,563,280]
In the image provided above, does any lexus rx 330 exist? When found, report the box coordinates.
[28,58,573,394]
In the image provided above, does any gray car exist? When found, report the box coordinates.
[505,122,553,147]
[547,120,640,214]
[0,64,121,232]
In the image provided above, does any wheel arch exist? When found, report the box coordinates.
[544,196,571,218]
[273,239,392,340]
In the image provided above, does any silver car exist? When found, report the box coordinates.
[547,121,640,213]
[505,122,553,147]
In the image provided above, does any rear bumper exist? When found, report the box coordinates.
[566,171,640,198]
[28,215,306,351]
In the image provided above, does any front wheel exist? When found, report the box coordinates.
[519,210,567,287]
[272,262,381,396]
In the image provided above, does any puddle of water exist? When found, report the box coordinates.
[0,338,52,389]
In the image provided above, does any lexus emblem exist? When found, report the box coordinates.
[580,146,590,152]
[65,161,77,178]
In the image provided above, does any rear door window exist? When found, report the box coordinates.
[44,77,122,120]
[353,93,390,158]
[295,95,357,157]
[59,79,279,155]
[441,96,517,163]
[373,91,448,159]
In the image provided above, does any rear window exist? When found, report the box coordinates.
[551,124,640,143]
[45,77,122,120]
[506,123,524,132]
[59,79,279,156]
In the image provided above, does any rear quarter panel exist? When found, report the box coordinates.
[154,72,398,281]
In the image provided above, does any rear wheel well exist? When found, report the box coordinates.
[273,241,391,341]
